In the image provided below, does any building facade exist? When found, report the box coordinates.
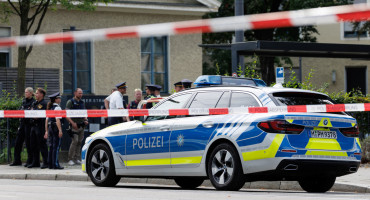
[0,0,220,100]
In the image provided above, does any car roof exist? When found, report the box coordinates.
[176,85,328,97]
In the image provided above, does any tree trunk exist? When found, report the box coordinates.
[16,3,30,97]
[259,56,275,85]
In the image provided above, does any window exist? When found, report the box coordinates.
[343,0,368,39]
[141,36,168,93]
[189,92,223,109]
[230,92,260,107]
[63,33,91,94]
[0,27,11,68]
[146,93,192,121]
[216,92,230,108]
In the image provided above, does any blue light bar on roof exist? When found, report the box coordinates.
[194,75,222,87]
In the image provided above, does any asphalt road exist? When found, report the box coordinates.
[0,179,369,200]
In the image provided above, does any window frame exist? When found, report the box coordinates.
[141,36,168,94]
[0,27,11,68]
[62,30,92,94]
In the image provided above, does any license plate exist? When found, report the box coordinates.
[310,130,337,139]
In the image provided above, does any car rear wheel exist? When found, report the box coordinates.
[87,143,121,187]
[207,143,246,191]
[298,176,336,193]
[174,177,204,189]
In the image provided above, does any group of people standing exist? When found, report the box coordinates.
[9,79,193,168]
[10,88,88,169]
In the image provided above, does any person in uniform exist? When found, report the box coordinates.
[10,87,35,166]
[104,82,130,125]
[65,88,88,166]
[181,79,193,89]
[28,88,48,169]
[154,85,161,97]
[144,84,156,109]
[45,92,64,169]
[174,81,183,93]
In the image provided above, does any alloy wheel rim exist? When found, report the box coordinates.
[211,149,234,185]
[91,149,110,181]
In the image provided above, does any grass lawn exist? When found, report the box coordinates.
[0,147,28,164]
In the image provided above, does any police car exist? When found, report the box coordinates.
[81,85,361,192]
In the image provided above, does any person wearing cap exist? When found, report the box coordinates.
[174,81,183,93]
[65,88,88,166]
[154,85,161,97]
[28,88,48,169]
[10,87,35,167]
[45,92,64,169]
[104,82,130,125]
[182,79,192,89]
[144,84,156,109]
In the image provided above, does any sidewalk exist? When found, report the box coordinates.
[0,163,369,193]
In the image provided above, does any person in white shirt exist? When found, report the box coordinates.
[104,82,130,125]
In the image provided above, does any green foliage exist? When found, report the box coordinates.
[0,86,23,152]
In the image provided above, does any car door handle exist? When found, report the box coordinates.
[202,121,214,128]
[160,126,170,131]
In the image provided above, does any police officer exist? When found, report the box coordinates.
[181,79,193,89]
[174,81,183,93]
[65,88,88,166]
[28,88,48,168]
[144,84,156,109]
[104,82,130,125]
[45,92,64,169]
[154,85,161,97]
[10,87,35,166]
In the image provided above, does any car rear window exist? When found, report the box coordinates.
[271,92,335,106]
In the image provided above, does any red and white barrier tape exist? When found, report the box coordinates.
[1,103,370,118]
[0,4,370,48]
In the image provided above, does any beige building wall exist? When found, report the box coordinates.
[290,23,370,95]
[0,8,203,100]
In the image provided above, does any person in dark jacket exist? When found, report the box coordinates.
[28,88,48,169]
[10,87,35,166]
[45,92,64,169]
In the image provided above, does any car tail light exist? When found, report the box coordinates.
[339,125,359,137]
[257,120,304,134]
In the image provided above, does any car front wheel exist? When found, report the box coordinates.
[87,143,121,187]
[207,143,246,191]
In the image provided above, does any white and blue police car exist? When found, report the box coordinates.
[81,83,361,192]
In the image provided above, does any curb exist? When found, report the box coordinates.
[0,173,368,193]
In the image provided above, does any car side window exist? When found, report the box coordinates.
[216,92,230,108]
[146,93,193,121]
[189,91,223,109]
[230,92,260,107]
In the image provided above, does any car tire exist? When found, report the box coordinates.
[207,143,246,191]
[174,177,204,189]
[87,143,121,187]
[298,176,336,193]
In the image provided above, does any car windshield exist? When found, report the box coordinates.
[271,92,334,106]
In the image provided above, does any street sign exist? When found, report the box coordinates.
[232,72,238,77]
[276,67,284,84]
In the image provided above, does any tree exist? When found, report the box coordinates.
[203,0,350,85]
[0,0,113,97]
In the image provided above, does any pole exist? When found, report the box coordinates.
[7,118,10,163]
[234,0,244,74]
[70,26,76,92]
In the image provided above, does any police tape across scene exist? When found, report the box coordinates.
[0,103,370,118]
[0,3,370,48]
